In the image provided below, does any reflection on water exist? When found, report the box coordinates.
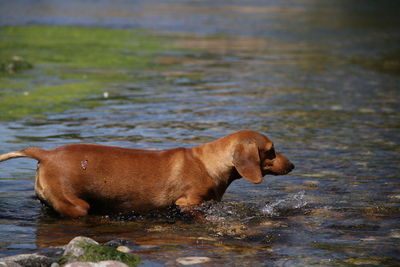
[1,0,400,266]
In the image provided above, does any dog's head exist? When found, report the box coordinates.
[232,131,294,184]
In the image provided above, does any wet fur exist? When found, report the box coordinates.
[0,131,294,218]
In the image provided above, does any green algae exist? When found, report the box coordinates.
[59,242,141,266]
[0,26,165,69]
[0,25,173,120]
[0,82,103,120]
[77,243,141,266]
[0,56,33,74]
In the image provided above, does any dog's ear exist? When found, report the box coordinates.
[233,140,263,184]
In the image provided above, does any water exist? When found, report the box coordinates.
[1,0,400,266]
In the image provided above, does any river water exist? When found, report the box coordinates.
[1,0,399,266]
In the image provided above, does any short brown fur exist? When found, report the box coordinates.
[0,131,294,218]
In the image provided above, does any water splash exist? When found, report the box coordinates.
[200,201,259,223]
[200,192,309,223]
[106,192,309,224]
[261,191,308,217]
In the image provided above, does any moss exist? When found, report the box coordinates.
[60,242,141,266]
[0,25,175,120]
[0,56,33,74]
[0,78,28,97]
[79,243,141,266]
[0,26,167,70]
[0,81,103,120]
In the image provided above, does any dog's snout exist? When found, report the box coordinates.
[282,162,294,175]
[289,162,295,170]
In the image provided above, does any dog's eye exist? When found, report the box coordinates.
[265,147,276,159]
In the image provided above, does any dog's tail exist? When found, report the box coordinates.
[0,147,47,162]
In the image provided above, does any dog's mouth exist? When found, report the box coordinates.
[263,163,294,176]
[263,169,287,176]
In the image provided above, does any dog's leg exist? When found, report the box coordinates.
[175,195,207,220]
[35,167,90,218]
[51,193,90,218]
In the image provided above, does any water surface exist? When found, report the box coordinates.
[0,0,399,266]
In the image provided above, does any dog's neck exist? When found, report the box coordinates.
[192,140,240,189]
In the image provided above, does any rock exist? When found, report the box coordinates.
[116,246,130,253]
[0,237,141,267]
[64,260,128,267]
[61,236,141,267]
[63,236,99,259]
[0,253,53,267]
[390,230,400,239]
[260,220,288,228]
[176,257,211,265]
[0,56,33,74]
[103,239,136,249]
[0,261,22,267]
[303,180,319,187]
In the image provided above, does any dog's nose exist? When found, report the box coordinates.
[289,163,295,170]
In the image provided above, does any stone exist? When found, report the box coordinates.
[0,254,52,267]
[64,236,99,259]
[0,56,33,74]
[390,230,400,238]
[0,237,141,267]
[103,239,135,249]
[260,220,288,228]
[62,237,140,267]
[176,257,211,265]
[303,180,319,187]
[0,261,23,267]
[64,260,128,267]
[116,246,131,253]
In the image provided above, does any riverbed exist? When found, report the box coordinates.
[0,0,399,266]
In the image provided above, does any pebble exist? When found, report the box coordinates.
[176,257,211,265]
[196,236,217,242]
[116,246,131,253]
[65,260,128,267]
[390,230,400,239]
[260,221,288,228]
[304,180,319,187]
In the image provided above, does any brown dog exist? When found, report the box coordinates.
[0,131,294,218]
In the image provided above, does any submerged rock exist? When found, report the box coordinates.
[0,253,53,267]
[0,236,141,267]
[116,247,131,254]
[64,260,128,267]
[63,237,99,260]
[61,236,141,267]
[176,257,211,265]
[0,56,33,74]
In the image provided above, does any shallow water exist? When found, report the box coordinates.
[1,0,400,266]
